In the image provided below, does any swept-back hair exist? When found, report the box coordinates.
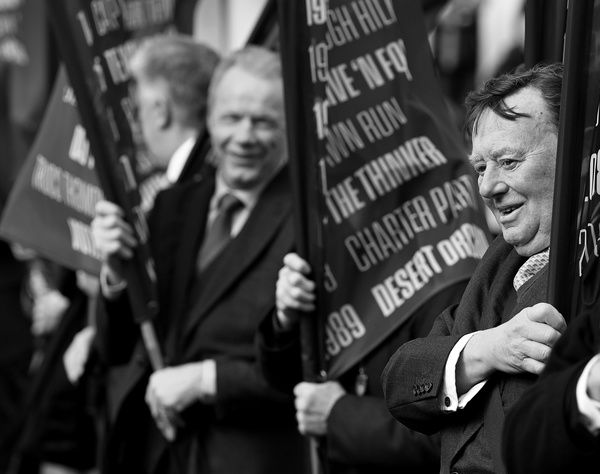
[465,62,563,138]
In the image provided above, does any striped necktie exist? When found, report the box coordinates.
[513,249,549,291]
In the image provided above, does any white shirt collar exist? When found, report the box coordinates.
[166,137,196,183]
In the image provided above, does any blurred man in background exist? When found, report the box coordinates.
[92,45,307,474]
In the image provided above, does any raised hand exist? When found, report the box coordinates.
[275,253,316,329]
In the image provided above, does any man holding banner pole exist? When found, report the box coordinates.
[93,44,307,474]
[383,63,567,474]
[259,254,467,473]
[268,0,489,472]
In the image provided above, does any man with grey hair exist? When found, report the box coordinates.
[383,63,567,474]
[129,33,219,181]
[92,45,306,474]
[65,35,220,389]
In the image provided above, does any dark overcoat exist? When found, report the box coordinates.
[99,168,307,474]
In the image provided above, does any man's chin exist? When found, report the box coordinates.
[505,235,548,257]
[223,171,260,190]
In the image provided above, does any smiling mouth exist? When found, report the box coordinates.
[497,204,522,217]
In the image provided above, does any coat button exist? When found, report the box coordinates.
[444,396,451,407]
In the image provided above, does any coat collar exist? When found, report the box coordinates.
[180,169,291,341]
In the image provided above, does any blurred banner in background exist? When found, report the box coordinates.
[0,69,103,274]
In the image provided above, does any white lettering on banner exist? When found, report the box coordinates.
[326,176,366,222]
[326,4,360,47]
[308,42,328,84]
[69,125,95,169]
[353,136,446,200]
[31,155,104,217]
[371,245,442,317]
[91,0,120,36]
[429,174,479,224]
[67,218,102,258]
[325,118,366,164]
[103,40,138,85]
[324,263,338,292]
[62,86,77,107]
[326,137,449,223]
[313,99,328,140]
[587,147,600,201]
[325,304,366,356]
[578,222,600,277]
[374,39,412,81]
[120,0,174,30]
[351,0,396,35]
[321,0,401,48]
[326,63,361,106]
[93,57,107,93]
[349,39,412,88]
[306,0,327,26]
[436,223,488,266]
[345,196,437,272]
[31,155,62,202]
[76,11,94,47]
[324,98,411,167]
[356,97,407,142]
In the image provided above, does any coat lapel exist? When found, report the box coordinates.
[169,180,214,312]
[181,171,291,340]
[157,176,214,360]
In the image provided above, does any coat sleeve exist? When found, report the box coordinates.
[382,240,513,435]
[382,304,463,434]
[256,312,303,394]
[211,308,299,422]
[503,309,600,474]
[327,393,440,470]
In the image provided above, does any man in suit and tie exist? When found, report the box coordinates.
[382,63,567,474]
[91,45,306,474]
[65,33,219,385]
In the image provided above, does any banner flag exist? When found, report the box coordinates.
[548,0,600,319]
[44,0,178,370]
[281,0,490,378]
[0,68,103,275]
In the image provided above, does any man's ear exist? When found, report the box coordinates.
[153,96,172,130]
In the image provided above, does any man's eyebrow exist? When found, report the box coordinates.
[468,154,481,164]
[490,147,520,158]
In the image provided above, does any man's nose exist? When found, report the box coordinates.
[478,165,508,199]
[233,117,256,143]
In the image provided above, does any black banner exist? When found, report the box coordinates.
[281,0,489,378]
[46,0,178,369]
[549,0,600,320]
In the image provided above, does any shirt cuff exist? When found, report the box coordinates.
[99,265,127,300]
[576,354,600,434]
[199,359,216,402]
[441,332,487,411]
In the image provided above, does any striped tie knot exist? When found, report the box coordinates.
[513,249,549,291]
